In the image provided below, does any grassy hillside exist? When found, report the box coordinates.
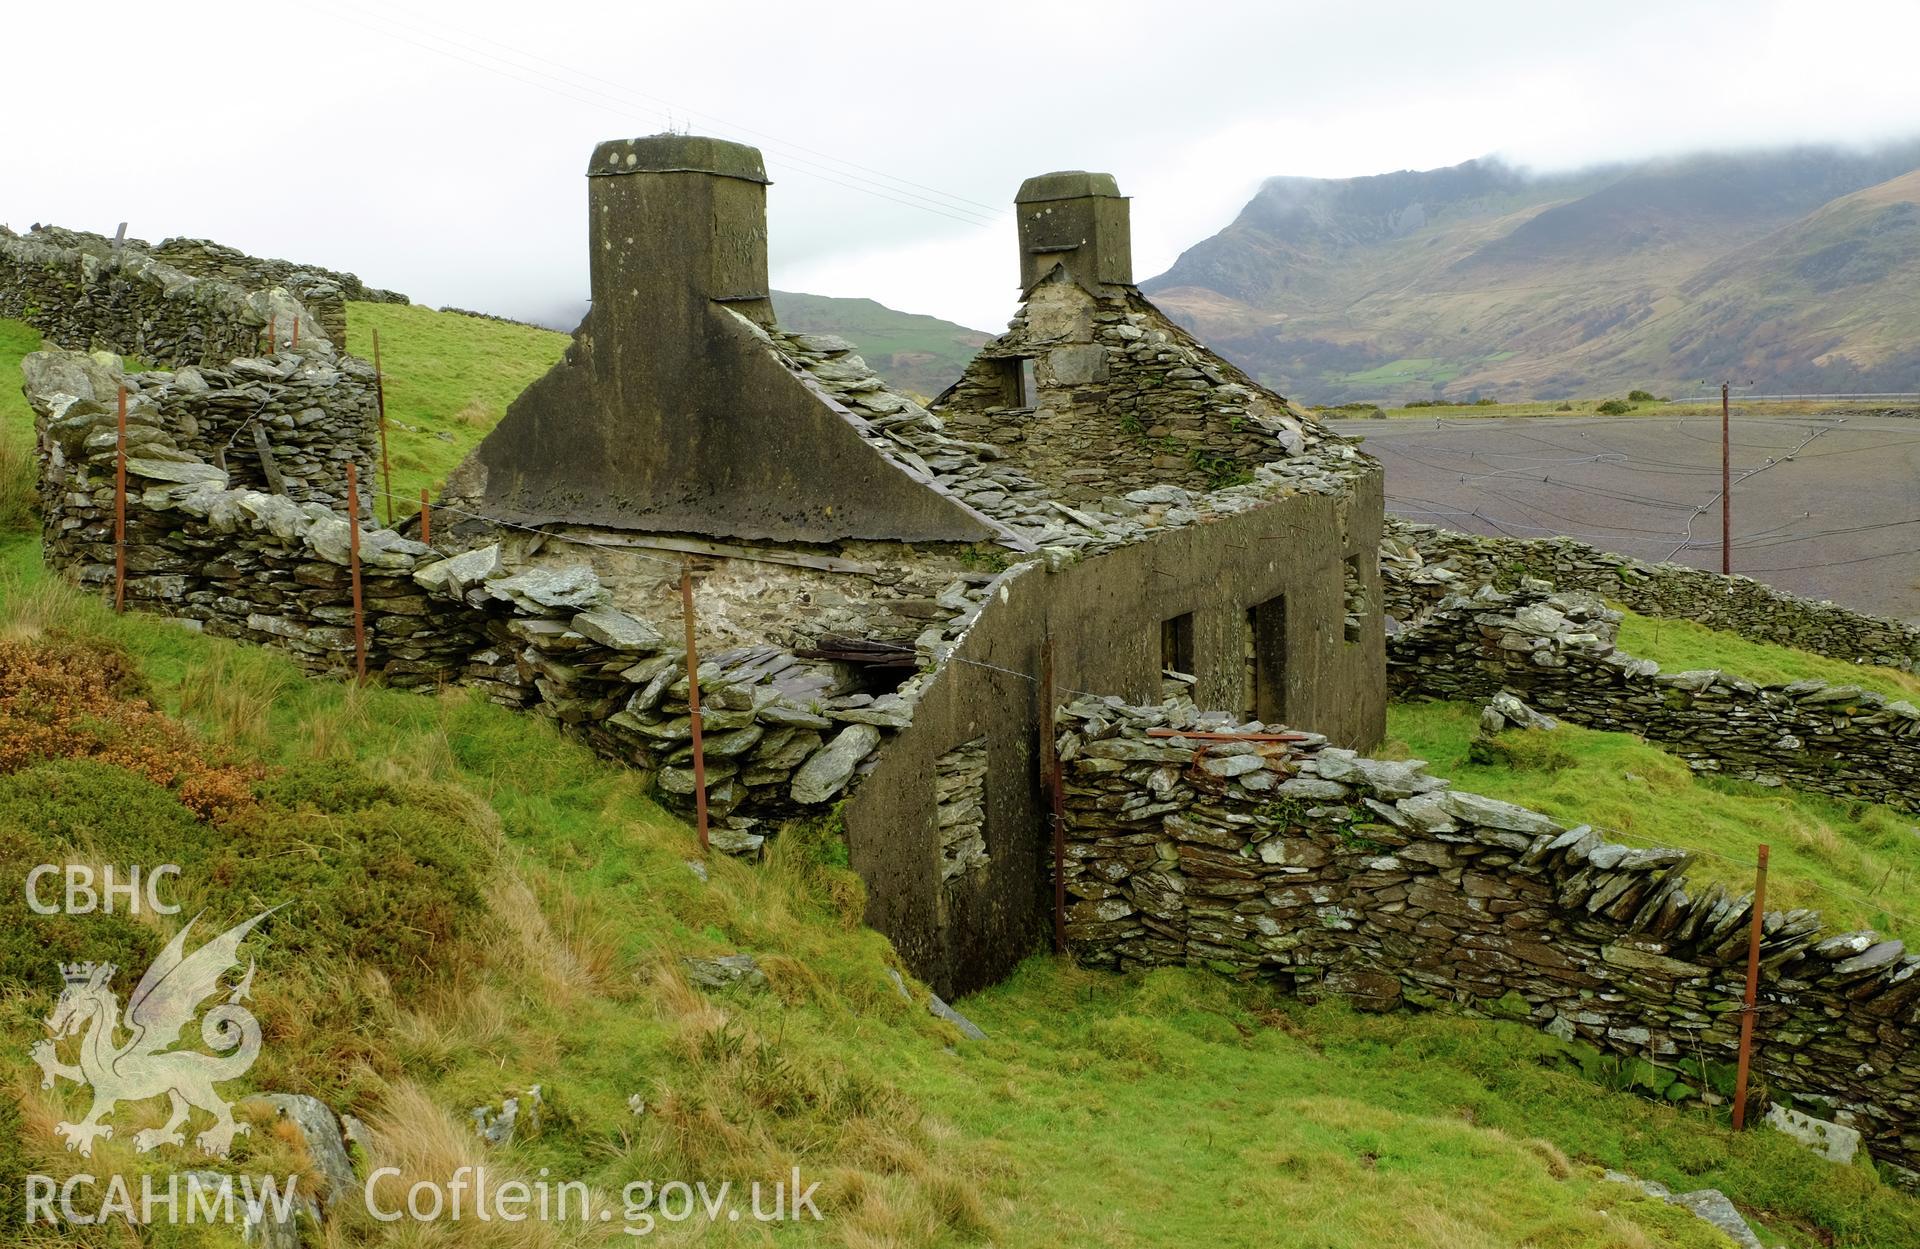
[343,302,569,519]
[3,539,1915,1247]
[1148,144,1920,404]
[771,291,989,401]
[1616,610,1920,704]
[1389,612,1920,938]
[5,308,1920,1245]
[0,318,41,530]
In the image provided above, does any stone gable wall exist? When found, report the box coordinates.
[934,284,1323,506]
[1383,518,1920,671]
[1387,587,1920,812]
[1057,696,1920,1174]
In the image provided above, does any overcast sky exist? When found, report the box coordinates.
[8,0,1919,331]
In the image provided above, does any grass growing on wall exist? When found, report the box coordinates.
[1386,701,1920,941]
[1616,608,1920,703]
[4,536,1915,1246]
[342,302,567,518]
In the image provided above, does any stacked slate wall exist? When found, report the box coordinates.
[29,350,377,515]
[934,283,1322,507]
[1,227,267,368]
[152,237,409,347]
[1387,587,1920,813]
[1384,518,1920,671]
[1057,697,1920,1174]
[27,352,907,856]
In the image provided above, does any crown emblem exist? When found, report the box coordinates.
[61,962,111,986]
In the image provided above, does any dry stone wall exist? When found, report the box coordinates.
[2,226,271,367]
[1384,518,1920,671]
[1387,586,1920,812]
[26,349,912,855]
[28,348,379,512]
[151,237,409,348]
[1057,696,1920,1174]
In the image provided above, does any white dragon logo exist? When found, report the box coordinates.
[30,909,276,1158]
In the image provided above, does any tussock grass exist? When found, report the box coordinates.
[0,426,34,534]
[1616,608,1920,703]
[2,318,43,535]
[1387,701,1920,939]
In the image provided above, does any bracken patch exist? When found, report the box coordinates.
[0,633,259,819]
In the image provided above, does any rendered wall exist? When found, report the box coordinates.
[846,466,1387,997]
[453,137,998,545]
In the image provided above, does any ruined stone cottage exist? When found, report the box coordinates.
[442,134,1386,994]
[21,140,1920,1173]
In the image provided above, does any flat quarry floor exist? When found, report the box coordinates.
[1329,409,1920,624]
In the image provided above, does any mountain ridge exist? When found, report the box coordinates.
[1145,141,1920,401]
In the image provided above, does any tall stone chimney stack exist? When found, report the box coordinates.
[447,133,998,545]
[586,135,775,330]
[1013,171,1133,292]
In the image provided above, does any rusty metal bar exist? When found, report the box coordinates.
[291,314,299,351]
[346,461,367,686]
[373,328,394,526]
[419,488,431,545]
[680,563,710,853]
[267,314,277,353]
[113,385,127,613]
[250,423,286,496]
[1721,382,1732,576]
[1041,636,1067,954]
[1732,843,1770,1130]
[1146,728,1313,743]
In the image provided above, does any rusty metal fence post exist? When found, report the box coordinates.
[346,461,367,686]
[1732,844,1771,1129]
[419,488,431,545]
[113,385,127,613]
[680,563,710,852]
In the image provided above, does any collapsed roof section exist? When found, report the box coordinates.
[932,170,1349,509]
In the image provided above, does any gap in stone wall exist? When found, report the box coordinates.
[936,736,989,882]
[1160,610,1196,702]
[1248,593,1287,722]
[1343,553,1369,644]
